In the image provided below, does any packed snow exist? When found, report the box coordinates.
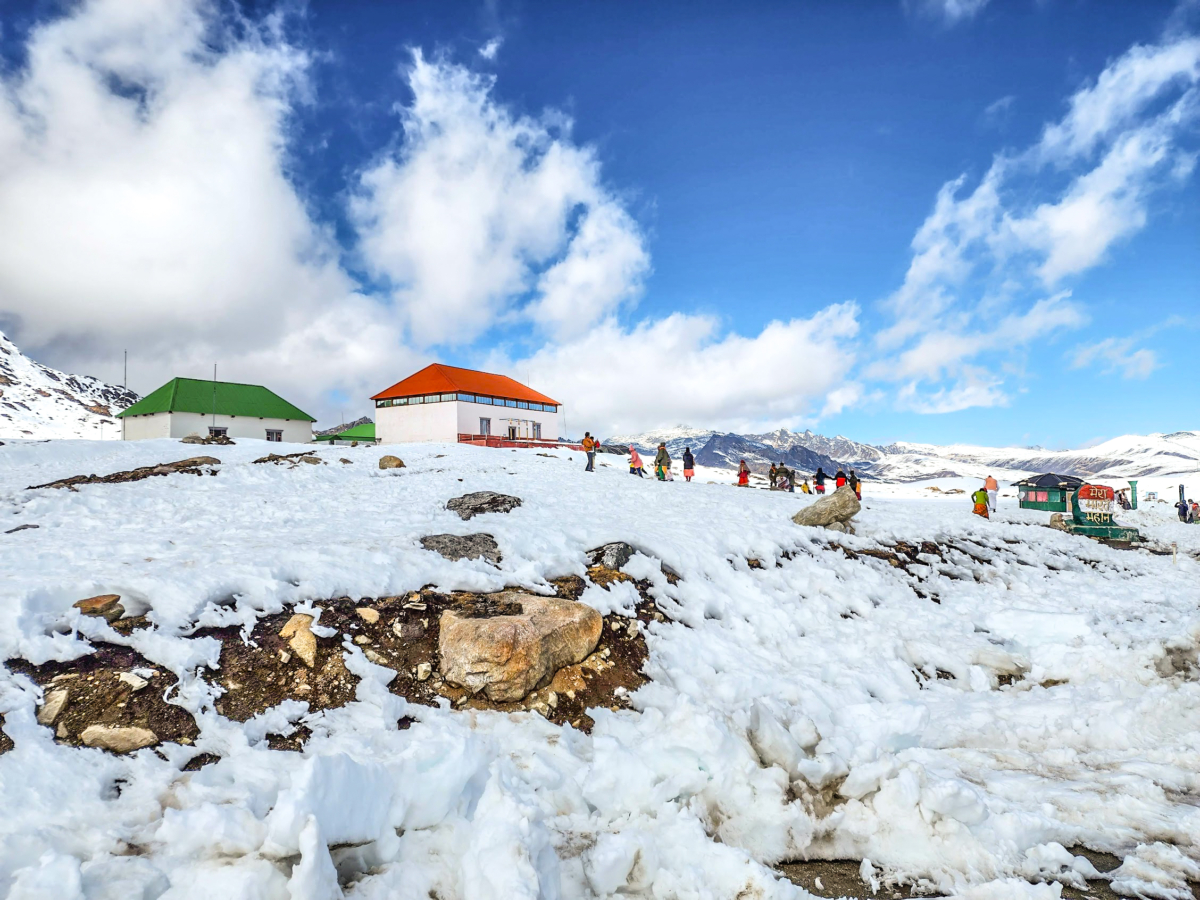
[1,438,1199,900]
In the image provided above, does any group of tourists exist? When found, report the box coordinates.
[971,475,1000,519]
[1176,497,1198,523]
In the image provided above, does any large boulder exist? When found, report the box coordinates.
[446,491,523,521]
[379,455,405,470]
[420,533,501,564]
[439,594,602,702]
[792,485,861,530]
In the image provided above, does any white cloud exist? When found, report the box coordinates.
[905,0,992,26]
[502,303,861,436]
[479,38,502,60]
[0,0,388,422]
[897,369,1008,414]
[981,95,1015,129]
[350,51,649,345]
[873,32,1199,413]
[1069,337,1159,379]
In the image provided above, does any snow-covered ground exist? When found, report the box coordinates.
[1,438,1199,900]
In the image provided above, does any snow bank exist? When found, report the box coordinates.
[1,438,1199,898]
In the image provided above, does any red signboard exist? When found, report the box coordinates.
[1078,484,1114,502]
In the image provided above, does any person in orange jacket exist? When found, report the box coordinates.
[984,475,998,511]
[582,432,596,472]
[737,460,750,487]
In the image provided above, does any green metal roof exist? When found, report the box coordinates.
[314,422,376,441]
[117,378,315,421]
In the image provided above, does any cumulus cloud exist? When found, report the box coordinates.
[350,51,649,345]
[874,33,1199,413]
[501,303,861,436]
[0,0,390,420]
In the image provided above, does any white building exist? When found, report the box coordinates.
[117,377,315,443]
[372,364,562,445]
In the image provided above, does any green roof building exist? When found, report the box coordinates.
[117,377,315,444]
[314,422,378,444]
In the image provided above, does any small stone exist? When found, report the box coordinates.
[354,635,371,645]
[356,607,380,624]
[57,722,68,739]
[279,650,292,664]
[627,619,640,636]
[364,649,388,666]
[339,458,353,465]
[37,689,69,725]
[379,455,405,470]
[74,594,124,623]
[300,456,321,465]
[80,724,158,754]
[280,614,317,667]
[118,672,148,691]
[547,691,558,708]
[416,662,432,682]
[179,737,193,745]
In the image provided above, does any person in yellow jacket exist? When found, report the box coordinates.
[582,432,596,472]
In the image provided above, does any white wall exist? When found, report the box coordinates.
[377,401,459,444]
[121,411,311,443]
[376,399,561,444]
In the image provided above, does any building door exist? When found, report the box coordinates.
[507,423,517,440]
[533,422,541,439]
[479,418,491,436]
[208,426,228,438]
[266,429,282,442]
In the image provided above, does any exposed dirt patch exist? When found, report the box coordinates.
[776,859,936,899]
[0,715,13,755]
[27,457,221,491]
[7,645,199,751]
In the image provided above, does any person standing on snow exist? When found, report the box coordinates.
[972,486,990,520]
[835,468,847,489]
[628,445,646,478]
[984,475,998,511]
[800,478,812,494]
[849,470,861,501]
[654,443,671,481]
[768,463,778,489]
[682,447,695,482]
[814,468,827,494]
[582,432,596,472]
[737,460,750,487]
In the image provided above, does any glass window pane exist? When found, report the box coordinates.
[517,401,528,409]
[505,399,517,408]
[480,396,492,405]
[394,397,406,405]
[441,393,455,402]
[460,394,474,403]
[410,396,422,404]
[425,394,440,403]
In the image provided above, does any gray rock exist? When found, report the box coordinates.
[420,533,501,564]
[791,485,861,530]
[79,724,158,754]
[587,542,637,570]
[446,491,523,520]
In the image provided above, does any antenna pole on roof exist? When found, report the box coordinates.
[212,364,217,431]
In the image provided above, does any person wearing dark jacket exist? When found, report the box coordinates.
[682,447,695,482]
[1178,500,1190,522]
[849,470,860,500]
[814,468,827,494]
[768,464,778,489]
[835,468,847,489]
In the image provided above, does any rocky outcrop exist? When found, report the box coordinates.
[421,533,501,564]
[439,594,602,702]
[379,455,405,470]
[182,433,235,445]
[74,594,124,622]
[588,542,637,570]
[80,724,158,753]
[29,457,220,490]
[792,485,861,533]
[280,614,318,668]
[446,491,522,520]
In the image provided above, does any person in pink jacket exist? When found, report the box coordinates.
[628,445,645,478]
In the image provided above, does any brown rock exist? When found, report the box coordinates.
[439,594,603,702]
[80,724,158,753]
[74,594,124,622]
[379,455,405,470]
[280,614,318,667]
[791,485,861,529]
[37,689,69,725]
[356,607,380,625]
[300,456,321,465]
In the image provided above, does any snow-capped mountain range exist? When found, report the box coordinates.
[613,425,1200,483]
[0,330,138,440]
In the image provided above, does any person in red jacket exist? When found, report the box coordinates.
[835,468,847,489]
[737,460,750,487]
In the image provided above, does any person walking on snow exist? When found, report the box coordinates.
[654,443,671,481]
[972,486,990,520]
[682,447,695,482]
[628,445,645,478]
[1176,498,1190,522]
[737,460,750,487]
[582,432,596,472]
[849,470,861,501]
[984,475,998,512]
[768,463,778,489]
[835,468,847,489]
[800,478,811,494]
[814,468,827,494]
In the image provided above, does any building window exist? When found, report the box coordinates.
[208,426,228,437]
[440,393,455,402]
[528,403,542,412]
[375,400,384,408]
[424,394,440,403]
[459,394,475,403]
[480,417,491,436]
[477,396,492,405]
[266,429,282,442]
[505,399,517,408]
[394,397,407,405]
[409,396,422,404]
[517,401,528,409]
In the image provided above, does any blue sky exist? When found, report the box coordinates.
[0,0,1196,445]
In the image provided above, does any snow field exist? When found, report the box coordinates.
[0,438,1199,899]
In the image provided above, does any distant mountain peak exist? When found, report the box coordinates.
[0,331,139,439]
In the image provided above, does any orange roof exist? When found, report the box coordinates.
[371,364,560,406]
